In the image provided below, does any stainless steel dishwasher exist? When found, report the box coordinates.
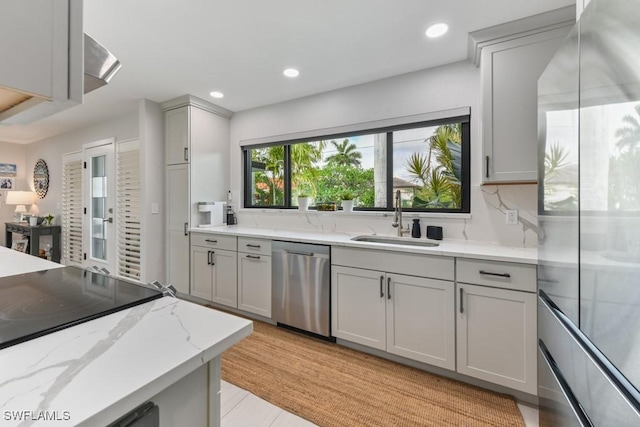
[272,241,331,338]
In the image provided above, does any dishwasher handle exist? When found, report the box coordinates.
[285,250,315,257]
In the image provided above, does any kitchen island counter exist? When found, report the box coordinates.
[0,251,252,426]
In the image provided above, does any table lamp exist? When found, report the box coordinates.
[5,191,35,222]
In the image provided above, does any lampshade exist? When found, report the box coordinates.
[6,191,35,206]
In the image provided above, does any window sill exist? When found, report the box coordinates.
[239,208,471,220]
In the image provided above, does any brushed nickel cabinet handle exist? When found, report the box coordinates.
[184,147,189,161]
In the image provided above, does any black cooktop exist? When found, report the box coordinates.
[0,267,163,350]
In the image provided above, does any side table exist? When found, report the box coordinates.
[5,222,61,263]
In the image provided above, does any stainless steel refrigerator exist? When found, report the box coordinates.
[537,0,640,425]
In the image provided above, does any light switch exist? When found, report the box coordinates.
[151,203,159,214]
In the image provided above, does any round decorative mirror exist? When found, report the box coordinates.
[33,159,49,199]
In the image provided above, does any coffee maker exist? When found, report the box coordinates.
[197,201,226,227]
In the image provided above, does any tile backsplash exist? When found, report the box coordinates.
[237,184,538,248]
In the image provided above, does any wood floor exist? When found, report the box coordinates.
[220,380,539,427]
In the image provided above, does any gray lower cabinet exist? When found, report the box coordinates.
[332,265,455,370]
[190,244,237,308]
[237,238,272,318]
[456,259,537,394]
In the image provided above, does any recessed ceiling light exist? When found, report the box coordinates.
[209,91,224,99]
[283,68,300,78]
[426,23,448,38]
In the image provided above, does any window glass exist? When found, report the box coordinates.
[243,116,469,213]
[248,146,285,206]
[393,123,463,209]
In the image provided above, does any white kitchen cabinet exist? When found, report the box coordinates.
[190,245,238,308]
[332,265,455,370]
[237,238,272,317]
[480,26,570,183]
[165,106,190,165]
[163,96,232,294]
[166,164,190,294]
[456,259,537,394]
[0,0,83,123]
[332,266,387,350]
[190,232,238,307]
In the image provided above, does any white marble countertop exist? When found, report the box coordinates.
[190,225,538,264]
[0,246,63,277]
[0,283,252,426]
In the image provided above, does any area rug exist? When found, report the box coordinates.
[221,320,525,427]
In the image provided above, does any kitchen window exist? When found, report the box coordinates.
[243,115,470,213]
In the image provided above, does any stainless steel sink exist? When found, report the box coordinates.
[350,235,439,247]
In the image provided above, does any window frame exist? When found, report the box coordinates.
[242,115,471,213]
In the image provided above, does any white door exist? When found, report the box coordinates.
[83,141,116,273]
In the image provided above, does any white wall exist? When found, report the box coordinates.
[230,60,538,247]
[0,142,27,246]
[139,99,166,283]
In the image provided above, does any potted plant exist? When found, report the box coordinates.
[340,191,356,212]
[297,194,310,211]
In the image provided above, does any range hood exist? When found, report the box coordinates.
[83,34,122,94]
[0,34,121,125]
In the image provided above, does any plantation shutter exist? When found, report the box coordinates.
[62,152,83,265]
[116,140,142,281]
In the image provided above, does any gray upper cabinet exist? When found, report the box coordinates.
[471,7,573,184]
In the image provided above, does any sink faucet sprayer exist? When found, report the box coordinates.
[391,190,410,237]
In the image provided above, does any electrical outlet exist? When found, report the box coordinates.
[506,209,518,225]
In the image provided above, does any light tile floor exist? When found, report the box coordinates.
[221,380,539,427]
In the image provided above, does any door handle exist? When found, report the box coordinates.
[184,147,189,161]
[184,222,188,236]
[387,277,391,300]
[102,217,113,223]
[459,288,464,314]
[286,250,314,257]
[380,276,384,298]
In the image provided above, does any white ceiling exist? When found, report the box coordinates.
[0,0,574,144]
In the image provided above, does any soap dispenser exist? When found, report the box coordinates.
[411,219,421,238]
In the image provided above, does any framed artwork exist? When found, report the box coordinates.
[33,159,49,199]
[11,239,28,253]
[0,163,17,176]
[0,177,14,189]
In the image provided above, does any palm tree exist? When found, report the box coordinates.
[325,139,362,167]
[291,141,325,197]
[404,124,462,209]
[615,104,640,153]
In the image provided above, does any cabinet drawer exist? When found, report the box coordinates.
[191,232,237,251]
[332,247,454,281]
[238,237,271,256]
[456,259,536,292]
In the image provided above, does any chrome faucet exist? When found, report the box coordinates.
[391,190,410,237]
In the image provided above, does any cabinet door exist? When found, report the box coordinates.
[238,253,272,317]
[166,164,189,292]
[211,249,237,308]
[190,245,212,300]
[456,283,537,394]
[165,106,190,165]
[331,266,386,350]
[481,27,569,183]
[386,274,455,370]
